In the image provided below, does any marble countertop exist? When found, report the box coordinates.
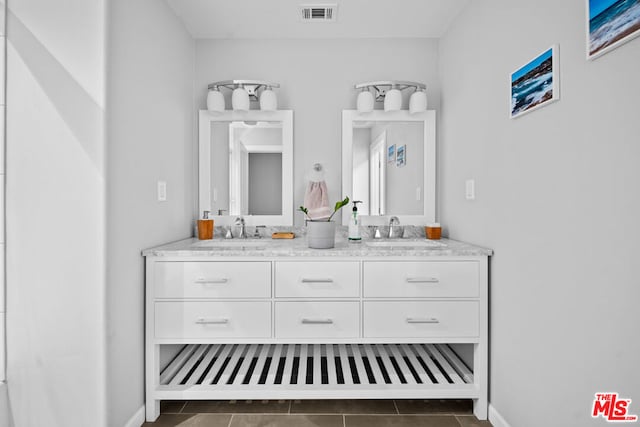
[142,234,492,258]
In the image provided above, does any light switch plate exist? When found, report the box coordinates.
[465,179,475,200]
[157,181,167,201]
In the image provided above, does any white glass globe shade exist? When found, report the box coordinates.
[409,90,428,114]
[259,88,278,111]
[232,87,250,111]
[356,90,374,113]
[206,89,225,112]
[384,88,402,111]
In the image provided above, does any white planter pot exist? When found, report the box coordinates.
[307,221,336,249]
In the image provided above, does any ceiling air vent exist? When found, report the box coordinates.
[300,4,337,22]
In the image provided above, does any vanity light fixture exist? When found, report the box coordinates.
[354,81,427,113]
[207,80,280,112]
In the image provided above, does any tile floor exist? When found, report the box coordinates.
[142,399,493,427]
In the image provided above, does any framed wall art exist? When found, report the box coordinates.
[587,0,640,59]
[510,45,560,119]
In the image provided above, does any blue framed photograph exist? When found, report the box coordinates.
[510,45,559,119]
[396,145,406,167]
[587,0,640,59]
[387,144,396,164]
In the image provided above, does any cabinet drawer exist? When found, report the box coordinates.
[275,301,360,339]
[363,301,478,338]
[275,261,359,298]
[155,301,271,339]
[363,261,478,298]
[154,261,271,298]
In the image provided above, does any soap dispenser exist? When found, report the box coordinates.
[197,210,214,240]
[348,201,363,242]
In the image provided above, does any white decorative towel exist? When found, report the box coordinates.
[304,181,331,220]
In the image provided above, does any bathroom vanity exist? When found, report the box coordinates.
[143,236,491,421]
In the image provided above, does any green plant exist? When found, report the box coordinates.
[299,196,350,222]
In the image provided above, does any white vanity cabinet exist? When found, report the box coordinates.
[144,241,490,422]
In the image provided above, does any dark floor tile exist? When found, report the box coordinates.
[142,413,231,426]
[394,399,473,414]
[345,414,461,427]
[230,414,343,427]
[290,399,397,414]
[161,400,187,413]
[182,400,290,414]
[456,415,493,427]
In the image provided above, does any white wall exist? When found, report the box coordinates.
[5,0,107,425]
[439,1,640,426]
[195,38,440,225]
[106,0,195,425]
[0,0,6,386]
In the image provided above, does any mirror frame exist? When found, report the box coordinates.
[341,110,436,225]
[199,110,294,226]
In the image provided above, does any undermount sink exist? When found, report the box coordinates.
[191,240,266,249]
[365,240,446,248]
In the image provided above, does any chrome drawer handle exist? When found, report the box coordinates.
[406,317,440,324]
[195,317,229,325]
[406,277,439,283]
[301,278,334,283]
[301,318,333,324]
[195,277,228,284]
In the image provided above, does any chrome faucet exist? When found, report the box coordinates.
[388,216,402,239]
[235,217,246,239]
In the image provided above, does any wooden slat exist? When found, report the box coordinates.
[160,344,197,385]
[375,344,400,384]
[436,344,473,383]
[298,344,309,385]
[234,345,260,385]
[249,345,270,385]
[219,344,247,385]
[265,344,284,385]
[409,343,448,384]
[400,344,432,384]
[362,344,385,385]
[424,344,464,384]
[281,344,295,384]
[337,344,353,385]
[169,344,209,386]
[185,344,219,386]
[388,343,417,385]
[326,344,337,385]
[201,344,234,385]
[313,344,322,385]
[351,345,368,384]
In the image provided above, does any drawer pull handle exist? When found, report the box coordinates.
[406,317,440,324]
[301,278,334,283]
[195,318,229,325]
[195,278,228,284]
[406,277,439,283]
[301,318,334,324]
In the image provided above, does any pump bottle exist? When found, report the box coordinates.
[348,201,363,241]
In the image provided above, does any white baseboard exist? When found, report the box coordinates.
[123,406,145,427]
[489,404,512,427]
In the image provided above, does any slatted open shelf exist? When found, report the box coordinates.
[157,343,477,400]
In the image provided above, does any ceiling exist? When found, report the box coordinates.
[165,0,470,39]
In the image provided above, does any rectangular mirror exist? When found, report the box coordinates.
[199,110,293,225]
[342,110,436,225]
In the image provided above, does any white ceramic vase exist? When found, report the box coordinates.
[307,221,336,249]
